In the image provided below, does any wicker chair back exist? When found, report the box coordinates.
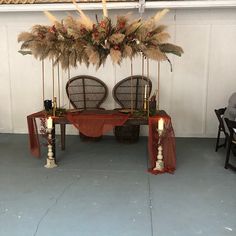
[112,75,152,110]
[66,75,108,109]
[112,75,152,144]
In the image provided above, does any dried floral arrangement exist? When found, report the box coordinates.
[18,1,183,69]
[0,0,129,4]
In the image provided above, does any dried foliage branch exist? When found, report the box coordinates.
[18,8,183,70]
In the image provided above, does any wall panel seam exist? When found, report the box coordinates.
[169,9,177,117]
[204,24,212,136]
[5,25,14,133]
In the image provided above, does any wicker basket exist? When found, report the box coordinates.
[114,125,140,144]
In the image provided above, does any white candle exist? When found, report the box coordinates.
[144,85,147,99]
[47,117,53,129]
[158,118,164,131]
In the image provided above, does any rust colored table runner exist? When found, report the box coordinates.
[66,110,129,137]
[148,114,176,174]
[27,110,129,157]
[27,111,46,158]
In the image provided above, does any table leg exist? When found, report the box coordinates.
[60,124,66,151]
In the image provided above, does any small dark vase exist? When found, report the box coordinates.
[44,100,52,111]
[149,100,156,110]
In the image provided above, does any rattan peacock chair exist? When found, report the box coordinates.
[66,75,108,110]
[112,75,152,143]
[66,75,108,141]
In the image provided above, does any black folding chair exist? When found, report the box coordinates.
[214,108,228,152]
[224,118,236,171]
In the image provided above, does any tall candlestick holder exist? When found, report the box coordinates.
[52,97,57,117]
[44,127,57,168]
[143,85,150,118]
[143,98,148,112]
[153,128,164,171]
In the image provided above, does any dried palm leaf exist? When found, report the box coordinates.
[151,32,170,44]
[59,54,70,69]
[69,50,77,67]
[151,25,167,35]
[125,20,141,36]
[82,53,89,67]
[109,33,125,44]
[159,43,184,57]
[85,45,100,65]
[102,0,108,18]
[116,14,130,25]
[110,48,121,64]
[72,0,93,30]
[143,47,167,61]
[31,45,46,59]
[17,32,34,42]
[123,45,133,58]
[154,9,169,23]
[18,50,32,55]
[44,11,59,24]
[137,42,147,52]
[139,19,155,35]
[64,15,75,27]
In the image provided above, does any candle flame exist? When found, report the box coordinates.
[158,118,164,131]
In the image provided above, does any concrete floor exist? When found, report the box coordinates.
[0,134,235,236]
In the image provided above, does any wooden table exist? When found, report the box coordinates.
[53,110,167,151]
[27,109,176,174]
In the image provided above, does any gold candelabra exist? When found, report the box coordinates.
[143,98,148,111]
[52,97,57,117]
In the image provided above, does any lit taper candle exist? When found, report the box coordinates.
[158,118,164,131]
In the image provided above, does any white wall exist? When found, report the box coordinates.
[0,7,236,137]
